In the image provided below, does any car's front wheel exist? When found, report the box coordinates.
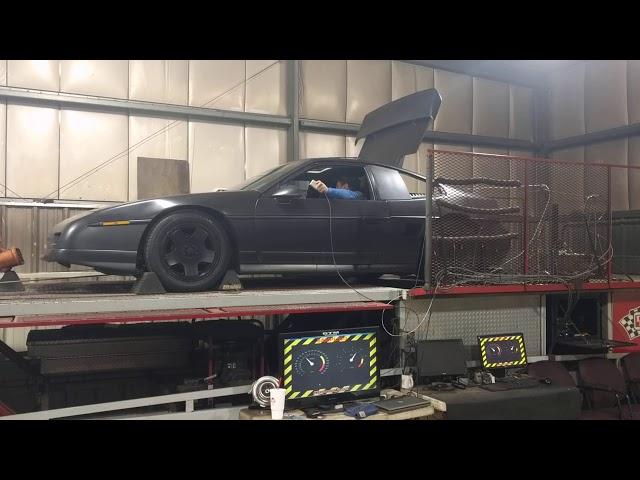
[143,210,231,292]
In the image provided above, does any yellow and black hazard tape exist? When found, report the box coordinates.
[284,332,377,398]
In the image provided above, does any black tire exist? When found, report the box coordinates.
[143,210,231,292]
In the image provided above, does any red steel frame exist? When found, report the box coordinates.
[411,149,640,298]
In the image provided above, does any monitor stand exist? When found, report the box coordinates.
[491,368,507,379]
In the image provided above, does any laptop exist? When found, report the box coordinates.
[374,395,431,412]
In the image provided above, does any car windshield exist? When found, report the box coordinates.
[231,161,304,191]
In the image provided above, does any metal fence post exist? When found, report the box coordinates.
[424,151,434,290]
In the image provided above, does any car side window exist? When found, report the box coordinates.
[369,165,415,200]
[272,165,372,200]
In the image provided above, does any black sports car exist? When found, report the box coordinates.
[44,89,513,292]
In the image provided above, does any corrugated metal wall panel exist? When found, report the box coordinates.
[36,208,69,272]
[188,60,245,112]
[585,60,628,133]
[60,60,128,99]
[5,207,34,273]
[128,60,188,106]
[7,60,60,91]
[300,60,347,122]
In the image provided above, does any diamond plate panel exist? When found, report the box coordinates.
[401,295,542,358]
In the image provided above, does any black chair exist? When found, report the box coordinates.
[578,358,640,420]
[528,360,620,420]
[621,352,640,403]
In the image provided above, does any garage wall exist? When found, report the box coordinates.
[299,60,535,176]
[0,60,288,203]
[547,61,640,211]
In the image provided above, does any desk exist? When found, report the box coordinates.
[410,384,581,420]
[238,390,435,420]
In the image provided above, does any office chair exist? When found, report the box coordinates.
[621,352,640,403]
[578,358,640,420]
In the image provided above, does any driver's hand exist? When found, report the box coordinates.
[310,179,328,193]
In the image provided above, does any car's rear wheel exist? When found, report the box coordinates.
[143,210,231,292]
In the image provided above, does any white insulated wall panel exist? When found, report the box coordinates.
[551,146,586,214]
[61,60,128,99]
[509,85,534,141]
[188,60,245,111]
[245,127,287,179]
[585,139,629,211]
[299,132,346,159]
[584,60,628,133]
[7,60,60,91]
[345,135,363,158]
[59,110,128,201]
[415,65,434,91]
[473,78,509,138]
[129,60,188,105]
[245,60,287,116]
[391,61,416,100]
[6,105,59,199]
[433,143,473,179]
[0,101,5,196]
[628,137,640,210]
[548,62,586,139]
[346,60,392,124]
[0,60,6,85]
[189,122,245,192]
[434,69,472,134]
[128,116,188,200]
[300,60,347,122]
[626,60,640,125]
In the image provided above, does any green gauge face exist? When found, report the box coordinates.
[293,349,330,377]
[337,344,368,371]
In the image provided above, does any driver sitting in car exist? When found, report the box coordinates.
[310,176,364,200]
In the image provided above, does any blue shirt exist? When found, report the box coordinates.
[325,188,364,200]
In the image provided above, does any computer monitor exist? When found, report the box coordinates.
[415,339,468,380]
[279,326,379,407]
[478,333,527,372]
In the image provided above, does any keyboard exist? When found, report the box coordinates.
[481,375,541,392]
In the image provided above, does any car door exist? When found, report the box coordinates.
[367,164,425,268]
[254,162,386,267]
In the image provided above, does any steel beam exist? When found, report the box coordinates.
[299,119,538,150]
[541,122,640,154]
[0,86,292,129]
[287,60,300,162]
[0,286,403,317]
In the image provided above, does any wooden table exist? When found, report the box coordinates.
[238,390,434,420]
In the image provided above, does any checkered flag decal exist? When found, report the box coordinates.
[619,307,640,340]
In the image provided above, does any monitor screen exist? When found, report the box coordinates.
[280,327,379,405]
[478,333,527,369]
[416,339,467,379]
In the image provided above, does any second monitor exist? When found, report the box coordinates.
[416,339,468,382]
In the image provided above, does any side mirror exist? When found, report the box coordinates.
[272,191,303,204]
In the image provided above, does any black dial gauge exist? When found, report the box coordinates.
[293,350,330,377]
[338,344,368,371]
